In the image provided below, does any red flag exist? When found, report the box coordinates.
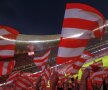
[55,63,70,82]
[55,61,73,76]
[71,51,94,75]
[29,72,41,84]
[90,60,103,72]
[7,71,20,82]
[0,60,15,76]
[33,49,50,71]
[91,71,105,85]
[0,26,19,59]
[56,3,105,64]
[41,68,51,89]
[12,72,34,90]
[7,71,42,90]
[65,63,73,74]
[13,75,33,90]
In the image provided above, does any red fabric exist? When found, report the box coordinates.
[0,60,15,76]
[0,26,19,58]
[87,79,92,90]
[90,60,103,72]
[33,49,51,71]
[57,3,105,65]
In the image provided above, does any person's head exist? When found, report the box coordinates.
[27,44,35,55]
[27,44,35,52]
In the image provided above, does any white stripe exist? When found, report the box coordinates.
[67,67,73,72]
[74,61,83,66]
[34,50,50,60]
[8,72,19,81]
[94,71,104,76]
[35,62,43,66]
[65,64,72,72]
[61,28,92,39]
[92,71,104,78]
[0,50,14,56]
[64,9,101,21]
[21,78,31,85]
[66,64,72,70]
[35,58,48,66]
[81,53,92,59]
[64,8,104,38]
[17,81,27,88]
[94,77,103,81]
[0,28,10,35]
[58,47,85,57]
[0,40,15,45]
[2,61,9,75]
[5,80,13,85]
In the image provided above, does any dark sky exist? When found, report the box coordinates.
[0,0,108,35]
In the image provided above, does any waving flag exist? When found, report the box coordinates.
[90,60,103,72]
[28,72,42,84]
[66,66,73,75]
[7,71,42,90]
[91,71,105,85]
[56,3,105,64]
[62,63,73,75]
[7,71,20,82]
[11,72,34,90]
[71,51,94,75]
[56,61,73,75]
[0,60,15,76]
[57,51,93,75]
[13,75,33,90]
[33,49,50,71]
[0,26,19,59]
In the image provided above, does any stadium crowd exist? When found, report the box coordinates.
[0,63,108,90]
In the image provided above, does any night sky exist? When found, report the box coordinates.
[0,0,108,35]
